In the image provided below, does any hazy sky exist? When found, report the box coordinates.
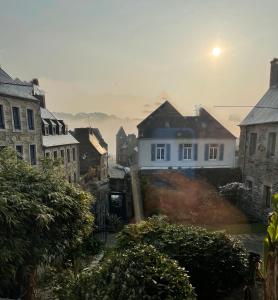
[1,0,278,137]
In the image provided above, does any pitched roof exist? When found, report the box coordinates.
[240,87,278,126]
[0,67,42,101]
[116,126,126,137]
[137,101,235,139]
[42,133,79,147]
[137,101,184,128]
[89,134,107,155]
[41,107,57,120]
[92,128,108,149]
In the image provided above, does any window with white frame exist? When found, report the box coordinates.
[156,144,166,160]
[183,144,192,160]
[209,144,218,160]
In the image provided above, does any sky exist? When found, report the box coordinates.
[1,0,278,139]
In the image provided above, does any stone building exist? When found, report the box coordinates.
[41,107,80,182]
[116,126,137,167]
[73,127,109,232]
[239,58,278,220]
[0,67,43,164]
[72,127,108,180]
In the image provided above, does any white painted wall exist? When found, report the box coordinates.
[138,138,236,169]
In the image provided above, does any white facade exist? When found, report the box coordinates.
[138,138,236,169]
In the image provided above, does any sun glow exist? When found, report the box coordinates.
[212,47,222,57]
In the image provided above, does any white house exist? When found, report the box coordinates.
[137,101,236,170]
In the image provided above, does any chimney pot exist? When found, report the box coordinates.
[270,58,278,88]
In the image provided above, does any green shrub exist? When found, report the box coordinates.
[117,216,249,299]
[63,244,196,300]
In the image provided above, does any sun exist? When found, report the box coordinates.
[212,47,222,57]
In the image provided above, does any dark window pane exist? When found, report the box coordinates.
[0,105,5,129]
[12,107,21,130]
[67,149,70,162]
[30,144,37,165]
[27,109,34,130]
[16,145,23,159]
[72,148,76,161]
[249,133,257,155]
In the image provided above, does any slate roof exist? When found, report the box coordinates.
[240,88,278,126]
[0,67,43,101]
[41,107,57,120]
[138,101,235,139]
[89,134,107,155]
[108,161,129,179]
[42,134,79,147]
[92,128,108,149]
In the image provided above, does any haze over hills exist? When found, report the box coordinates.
[54,112,139,155]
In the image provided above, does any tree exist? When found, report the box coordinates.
[0,148,94,300]
[263,193,278,300]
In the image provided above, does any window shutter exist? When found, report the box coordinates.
[151,144,156,161]
[178,144,183,160]
[204,144,209,161]
[219,144,224,161]
[194,144,198,161]
[166,144,171,161]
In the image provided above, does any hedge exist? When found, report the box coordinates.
[116,216,249,299]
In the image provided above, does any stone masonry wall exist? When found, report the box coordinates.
[239,123,278,221]
[0,95,43,164]
[43,144,80,182]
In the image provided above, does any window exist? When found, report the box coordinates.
[249,133,257,155]
[209,144,218,160]
[15,145,23,159]
[0,105,5,129]
[52,125,57,135]
[183,144,192,160]
[45,152,50,157]
[53,151,58,159]
[29,144,37,165]
[267,132,276,157]
[264,185,272,208]
[67,149,70,162]
[73,172,77,183]
[156,144,166,160]
[72,148,76,161]
[27,109,34,130]
[60,149,65,163]
[246,180,253,191]
[45,125,49,135]
[12,107,21,130]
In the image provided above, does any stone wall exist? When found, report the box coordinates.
[0,95,43,164]
[239,123,278,221]
[43,144,80,182]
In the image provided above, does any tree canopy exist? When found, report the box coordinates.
[0,148,94,299]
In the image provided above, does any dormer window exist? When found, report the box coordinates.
[52,125,57,135]
[45,125,49,135]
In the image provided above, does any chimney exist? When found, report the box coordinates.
[270,58,278,88]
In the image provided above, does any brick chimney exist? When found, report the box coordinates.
[270,58,278,88]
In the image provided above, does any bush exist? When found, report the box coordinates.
[219,182,250,205]
[62,244,196,300]
[117,216,249,299]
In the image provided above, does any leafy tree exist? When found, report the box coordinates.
[0,148,94,300]
[263,193,278,300]
[58,244,196,300]
[117,216,249,299]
